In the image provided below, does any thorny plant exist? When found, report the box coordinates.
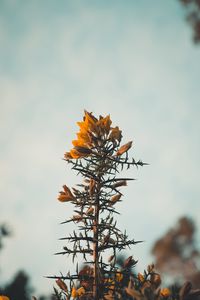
[47,111,200,300]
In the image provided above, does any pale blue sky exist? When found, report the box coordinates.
[0,0,200,295]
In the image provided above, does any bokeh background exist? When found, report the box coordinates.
[1,0,200,296]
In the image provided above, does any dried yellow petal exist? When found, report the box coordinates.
[97,115,112,134]
[109,126,122,142]
[55,278,68,292]
[123,256,136,268]
[57,185,75,202]
[64,152,73,159]
[110,194,121,205]
[160,288,171,297]
[72,215,83,222]
[85,206,94,215]
[116,141,133,156]
[84,111,98,133]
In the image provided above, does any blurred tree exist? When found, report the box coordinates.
[0,270,33,300]
[152,216,200,288]
[178,0,200,43]
[0,223,54,300]
[0,224,11,250]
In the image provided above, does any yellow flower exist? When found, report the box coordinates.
[105,278,115,290]
[57,185,75,202]
[76,130,92,144]
[66,111,125,160]
[160,288,171,297]
[116,272,123,282]
[109,126,122,142]
[0,297,10,300]
[77,120,90,132]
[77,287,86,296]
[71,287,78,298]
[116,141,133,156]
[138,272,145,282]
[55,278,68,292]
[70,148,88,159]
[72,139,88,148]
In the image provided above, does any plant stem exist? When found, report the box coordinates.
[93,180,100,299]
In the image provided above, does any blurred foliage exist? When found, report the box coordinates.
[0,270,33,300]
[0,224,11,250]
[179,0,200,43]
[152,216,200,289]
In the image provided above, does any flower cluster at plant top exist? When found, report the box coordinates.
[64,110,133,160]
